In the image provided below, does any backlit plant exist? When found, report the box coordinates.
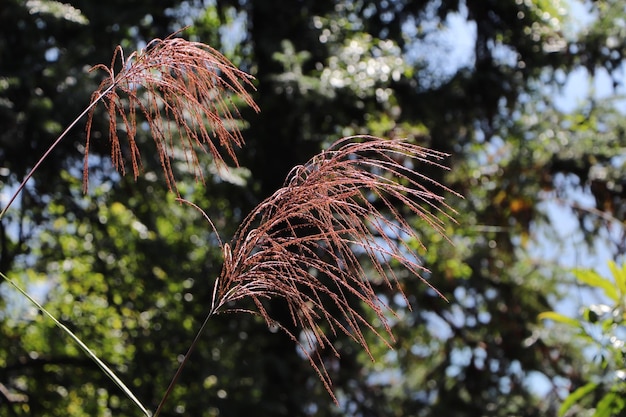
[0,31,457,416]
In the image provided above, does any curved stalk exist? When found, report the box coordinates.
[0,272,150,416]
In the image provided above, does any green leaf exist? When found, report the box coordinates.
[559,382,598,417]
[0,272,151,417]
[573,268,619,302]
[607,261,626,299]
[594,391,625,417]
[538,311,582,328]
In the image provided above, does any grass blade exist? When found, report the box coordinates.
[0,272,151,417]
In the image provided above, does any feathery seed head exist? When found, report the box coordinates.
[84,33,259,193]
[209,135,459,399]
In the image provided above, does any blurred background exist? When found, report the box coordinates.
[1,1,625,416]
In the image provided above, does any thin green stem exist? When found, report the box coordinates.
[0,272,151,416]
[153,308,216,417]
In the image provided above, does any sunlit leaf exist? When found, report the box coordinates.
[607,261,626,299]
[595,391,625,417]
[538,311,581,328]
[558,382,597,417]
[573,268,619,302]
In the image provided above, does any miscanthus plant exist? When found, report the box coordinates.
[0,31,458,416]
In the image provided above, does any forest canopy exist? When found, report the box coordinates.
[1,1,625,416]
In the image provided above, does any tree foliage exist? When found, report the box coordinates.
[1,0,626,416]
[540,262,626,417]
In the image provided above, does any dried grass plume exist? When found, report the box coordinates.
[205,135,458,399]
[2,31,459,415]
[82,30,458,409]
[84,32,259,192]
